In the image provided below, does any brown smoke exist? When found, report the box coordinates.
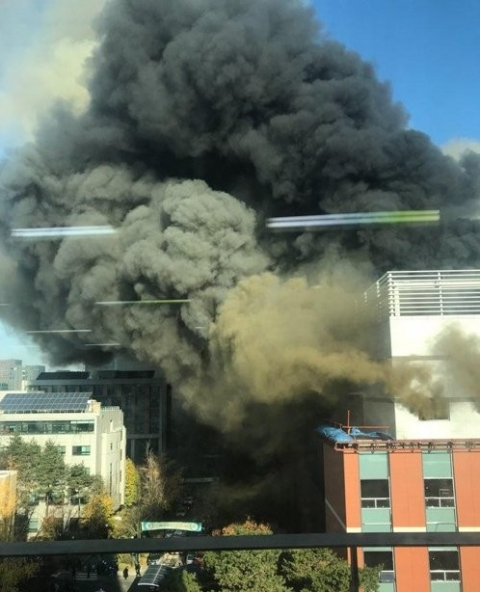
[179,260,445,430]
[433,325,480,403]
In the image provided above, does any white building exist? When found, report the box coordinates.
[0,391,126,533]
[346,270,480,439]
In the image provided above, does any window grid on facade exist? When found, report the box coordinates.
[363,550,394,583]
[429,549,460,582]
[360,479,390,509]
[72,445,91,456]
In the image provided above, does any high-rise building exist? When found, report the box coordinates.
[0,360,22,391]
[29,369,170,463]
[0,360,45,391]
[322,270,480,592]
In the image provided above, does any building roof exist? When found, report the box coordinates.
[0,391,92,414]
[36,371,90,381]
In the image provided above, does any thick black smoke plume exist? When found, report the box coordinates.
[1,0,480,415]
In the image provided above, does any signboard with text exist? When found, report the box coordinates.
[140,521,203,533]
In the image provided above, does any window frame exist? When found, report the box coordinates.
[361,479,391,509]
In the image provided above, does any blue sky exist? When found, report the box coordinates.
[313,0,480,145]
[1,0,479,365]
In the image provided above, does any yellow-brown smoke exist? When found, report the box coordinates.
[183,263,445,430]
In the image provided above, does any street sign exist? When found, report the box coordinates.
[140,521,203,533]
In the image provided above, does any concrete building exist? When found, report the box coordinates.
[0,391,126,534]
[29,369,170,463]
[322,270,480,592]
[21,365,46,390]
[349,269,480,434]
[0,360,45,391]
[0,360,22,390]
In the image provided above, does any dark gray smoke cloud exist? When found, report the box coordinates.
[0,0,479,397]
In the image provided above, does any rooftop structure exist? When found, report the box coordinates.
[365,270,480,319]
[340,270,480,439]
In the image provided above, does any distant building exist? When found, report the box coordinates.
[29,369,170,462]
[21,365,46,390]
[0,360,45,391]
[0,360,22,391]
[0,391,125,534]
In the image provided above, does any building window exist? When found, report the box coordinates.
[424,479,454,507]
[429,550,460,581]
[363,550,394,583]
[361,479,390,508]
[72,445,91,456]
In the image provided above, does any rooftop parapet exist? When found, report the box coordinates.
[365,270,480,319]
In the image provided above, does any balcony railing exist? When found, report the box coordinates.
[365,270,480,318]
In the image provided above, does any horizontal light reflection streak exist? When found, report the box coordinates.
[26,330,92,334]
[96,300,191,305]
[267,210,440,230]
[11,226,116,239]
[84,343,121,347]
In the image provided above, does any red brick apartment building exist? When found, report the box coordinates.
[322,434,480,592]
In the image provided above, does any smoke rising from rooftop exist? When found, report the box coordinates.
[0,0,479,425]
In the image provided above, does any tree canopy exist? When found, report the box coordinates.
[165,520,381,592]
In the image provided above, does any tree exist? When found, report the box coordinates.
[139,450,183,520]
[359,565,381,592]
[0,474,16,541]
[0,559,39,592]
[161,569,203,592]
[3,436,42,509]
[36,441,66,509]
[81,491,115,539]
[66,464,95,496]
[281,549,351,592]
[124,458,141,507]
[203,520,291,592]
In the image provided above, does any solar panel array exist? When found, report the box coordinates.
[0,392,91,414]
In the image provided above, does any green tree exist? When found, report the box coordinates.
[4,436,42,509]
[161,569,203,592]
[37,441,66,508]
[125,458,141,507]
[359,565,381,592]
[203,520,290,592]
[281,548,351,592]
[67,464,95,496]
